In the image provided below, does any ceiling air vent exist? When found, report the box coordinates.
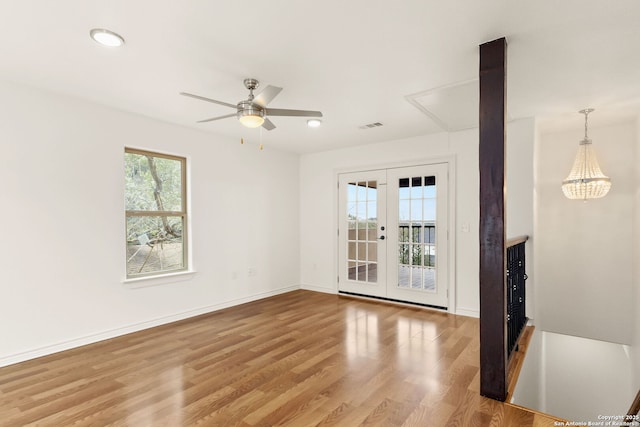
[358,122,384,130]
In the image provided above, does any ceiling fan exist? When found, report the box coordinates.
[180,78,323,131]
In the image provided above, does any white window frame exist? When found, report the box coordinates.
[123,148,189,282]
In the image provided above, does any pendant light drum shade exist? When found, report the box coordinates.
[561,109,611,200]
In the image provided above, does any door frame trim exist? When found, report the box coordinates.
[333,155,457,314]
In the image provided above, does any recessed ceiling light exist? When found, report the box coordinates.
[307,119,322,128]
[90,28,125,47]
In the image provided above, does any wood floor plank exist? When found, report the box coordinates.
[0,290,562,426]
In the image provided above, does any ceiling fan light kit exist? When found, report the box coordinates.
[237,101,265,128]
[181,78,322,131]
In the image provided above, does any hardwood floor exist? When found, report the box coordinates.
[0,290,562,426]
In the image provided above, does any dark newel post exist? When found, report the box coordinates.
[479,37,507,401]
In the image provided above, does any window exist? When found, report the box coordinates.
[124,148,187,278]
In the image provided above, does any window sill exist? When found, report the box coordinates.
[122,270,197,289]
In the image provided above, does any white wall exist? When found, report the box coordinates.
[634,115,640,391]
[510,329,543,410]
[0,80,300,366]
[507,118,535,239]
[513,331,633,421]
[536,121,635,344]
[299,118,535,316]
[507,118,536,319]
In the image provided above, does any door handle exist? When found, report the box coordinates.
[378,235,385,240]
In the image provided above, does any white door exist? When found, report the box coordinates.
[385,164,448,307]
[338,170,387,298]
[338,163,449,308]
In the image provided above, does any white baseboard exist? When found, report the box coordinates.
[0,285,299,368]
[300,283,337,294]
[455,307,480,318]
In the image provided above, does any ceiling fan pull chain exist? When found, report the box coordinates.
[259,126,264,151]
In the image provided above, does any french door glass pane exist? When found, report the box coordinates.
[348,261,357,280]
[357,182,367,200]
[423,200,436,221]
[346,181,378,283]
[397,175,436,292]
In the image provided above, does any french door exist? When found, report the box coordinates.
[338,163,449,308]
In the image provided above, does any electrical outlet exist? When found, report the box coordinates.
[248,267,258,277]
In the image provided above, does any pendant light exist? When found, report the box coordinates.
[561,109,611,200]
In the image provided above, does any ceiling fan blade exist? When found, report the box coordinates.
[180,92,237,109]
[265,108,323,118]
[262,118,276,131]
[253,85,283,107]
[196,113,237,123]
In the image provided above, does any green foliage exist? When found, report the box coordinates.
[398,225,436,267]
[347,214,377,229]
[125,152,183,244]
[125,153,182,212]
[399,244,409,264]
[411,244,422,265]
[126,216,183,244]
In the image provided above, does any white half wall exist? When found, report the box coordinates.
[0,80,301,366]
[510,329,543,410]
[512,331,633,421]
[535,120,635,344]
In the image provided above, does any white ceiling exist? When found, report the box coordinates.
[1,1,639,153]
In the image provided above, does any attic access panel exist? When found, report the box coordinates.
[406,80,479,132]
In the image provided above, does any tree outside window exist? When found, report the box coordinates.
[125,148,187,278]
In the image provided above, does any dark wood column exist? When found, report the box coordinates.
[479,37,508,401]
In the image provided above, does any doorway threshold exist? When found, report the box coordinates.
[338,290,447,311]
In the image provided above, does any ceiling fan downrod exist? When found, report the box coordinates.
[243,78,259,101]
